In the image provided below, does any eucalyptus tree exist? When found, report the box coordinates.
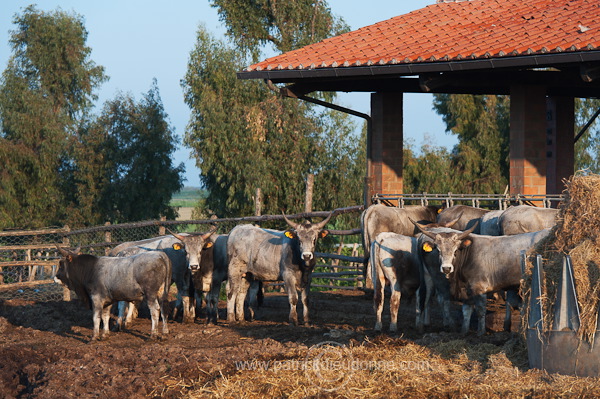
[0,5,106,228]
[183,2,362,218]
[433,94,510,193]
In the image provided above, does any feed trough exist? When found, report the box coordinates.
[526,254,600,377]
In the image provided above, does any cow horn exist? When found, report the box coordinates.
[315,211,334,229]
[282,213,300,229]
[409,217,436,240]
[56,245,69,257]
[442,216,461,229]
[458,221,479,240]
[202,224,218,240]
[166,227,186,241]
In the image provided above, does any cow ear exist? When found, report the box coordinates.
[462,239,472,248]
[284,230,296,239]
[172,243,183,251]
[422,242,434,253]
[319,230,329,238]
[204,242,213,249]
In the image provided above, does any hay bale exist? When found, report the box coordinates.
[521,173,600,343]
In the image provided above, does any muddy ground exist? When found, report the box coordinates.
[0,287,537,398]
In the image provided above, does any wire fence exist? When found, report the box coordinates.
[0,205,366,302]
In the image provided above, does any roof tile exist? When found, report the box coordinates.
[246,0,600,72]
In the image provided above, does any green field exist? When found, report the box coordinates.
[169,187,206,207]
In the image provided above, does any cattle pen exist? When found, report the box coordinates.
[0,205,367,301]
[0,193,565,302]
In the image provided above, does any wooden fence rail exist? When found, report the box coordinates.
[0,206,366,300]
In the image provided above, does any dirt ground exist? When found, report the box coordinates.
[0,287,573,398]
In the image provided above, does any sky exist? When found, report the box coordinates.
[0,0,456,188]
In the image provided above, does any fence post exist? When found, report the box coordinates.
[254,188,262,216]
[62,225,72,301]
[305,174,314,213]
[159,216,166,236]
[104,222,112,255]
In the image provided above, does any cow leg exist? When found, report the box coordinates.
[475,294,487,336]
[438,293,453,330]
[246,280,260,321]
[91,301,103,341]
[116,301,127,331]
[284,278,299,326]
[461,303,474,334]
[226,277,237,322]
[206,281,222,324]
[504,290,521,332]
[300,282,311,325]
[236,277,250,322]
[159,288,170,336]
[389,283,401,333]
[125,301,137,329]
[372,257,385,332]
[101,305,112,340]
[147,296,161,340]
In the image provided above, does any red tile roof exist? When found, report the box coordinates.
[244,0,600,72]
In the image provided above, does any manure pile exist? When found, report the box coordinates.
[521,173,600,342]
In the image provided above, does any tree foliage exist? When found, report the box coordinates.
[0,5,106,228]
[431,94,510,193]
[575,98,600,173]
[183,3,361,219]
[0,6,183,228]
[210,0,348,57]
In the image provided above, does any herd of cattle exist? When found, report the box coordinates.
[53,204,558,341]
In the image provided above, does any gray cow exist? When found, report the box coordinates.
[479,209,504,236]
[109,228,215,325]
[370,232,425,333]
[361,204,440,288]
[227,213,333,325]
[499,205,559,235]
[415,222,550,335]
[193,234,228,324]
[54,246,171,341]
[436,205,489,233]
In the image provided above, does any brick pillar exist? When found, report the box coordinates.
[509,85,547,196]
[366,92,404,205]
[546,96,574,194]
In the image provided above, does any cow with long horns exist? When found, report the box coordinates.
[226,212,333,325]
[109,226,216,324]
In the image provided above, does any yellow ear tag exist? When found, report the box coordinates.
[422,242,434,253]
[437,208,443,214]
[172,243,183,251]
[320,230,329,238]
[204,242,213,249]
[285,231,294,239]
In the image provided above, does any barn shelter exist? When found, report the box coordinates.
[237,0,600,205]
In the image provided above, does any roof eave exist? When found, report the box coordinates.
[237,50,600,82]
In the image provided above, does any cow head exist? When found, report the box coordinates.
[168,226,216,272]
[283,212,333,266]
[54,245,81,287]
[412,219,477,276]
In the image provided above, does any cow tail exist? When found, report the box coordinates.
[163,256,172,302]
[370,240,379,295]
[361,210,371,281]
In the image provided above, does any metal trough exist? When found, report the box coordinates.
[526,254,600,377]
